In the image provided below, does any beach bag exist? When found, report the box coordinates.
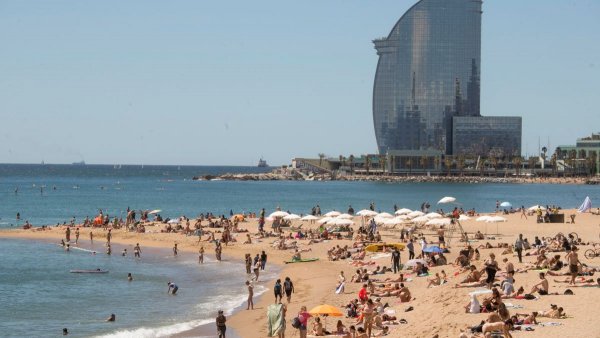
[291,317,301,329]
[523,293,536,300]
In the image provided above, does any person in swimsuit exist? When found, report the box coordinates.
[274,279,283,303]
[245,281,254,310]
[216,310,227,338]
[173,243,178,256]
[565,246,579,285]
[106,314,116,322]
[167,281,179,295]
[284,277,294,303]
[134,243,141,258]
[199,246,205,263]
[127,273,133,281]
[483,253,499,289]
[530,272,550,295]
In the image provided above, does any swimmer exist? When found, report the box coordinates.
[127,273,133,282]
[106,314,116,322]
[167,281,179,295]
[121,249,127,257]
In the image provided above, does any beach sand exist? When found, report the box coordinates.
[3,209,600,338]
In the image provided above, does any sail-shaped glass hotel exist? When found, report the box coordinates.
[373,0,520,157]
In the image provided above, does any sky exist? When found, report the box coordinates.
[0,0,598,166]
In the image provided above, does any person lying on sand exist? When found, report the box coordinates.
[537,304,566,319]
[513,312,538,325]
[554,277,600,287]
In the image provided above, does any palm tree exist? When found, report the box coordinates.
[568,150,577,176]
[512,156,523,176]
[527,157,536,176]
[550,154,557,176]
[491,157,499,176]
[365,155,371,175]
[318,153,325,167]
[349,154,355,175]
[478,156,486,176]
[434,156,441,172]
[379,156,387,175]
[444,157,452,176]
[457,155,465,176]
[590,151,598,176]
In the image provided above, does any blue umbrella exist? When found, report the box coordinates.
[500,201,512,208]
[423,246,444,253]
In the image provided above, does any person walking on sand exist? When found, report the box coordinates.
[284,277,294,303]
[520,206,527,219]
[106,229,111,245]
[514,234,524,263]
[565,246,580,285]
[199,246,204,264]
[253,258,261,281]
[391,247,401,273]
[407,239,415,260]
[260,250,268,270]
[246,281,254,310]
[216,310,227,338]
[297,306,311,338]
[274,279,283,303]
[134,243,141,258]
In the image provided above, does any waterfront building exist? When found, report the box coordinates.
[372,0,521,157]
[556,133,600,176]
[452,116,522,157]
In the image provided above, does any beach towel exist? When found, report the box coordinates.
[267,303,284,337]
[539,322,563,327]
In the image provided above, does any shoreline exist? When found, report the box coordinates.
[3,209,600,337]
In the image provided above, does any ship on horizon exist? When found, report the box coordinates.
[258,158,268,167]
[72,161,86,165]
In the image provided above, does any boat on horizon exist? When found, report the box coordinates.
[258,158,268,167]
[72,161,86,166]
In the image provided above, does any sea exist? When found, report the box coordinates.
[0,163,598,337]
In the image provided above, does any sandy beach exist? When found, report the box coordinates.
[2,208,600,338]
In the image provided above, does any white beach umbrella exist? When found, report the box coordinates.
[336,213,354,219]
[356,209,378,217]
[395,215,410,221]
[395,208,412,215]
[384,217,405,226]
[458,215,471,221]
[411,215,430,224]
[499,201,512,208]
[426,218,451,227]
[317,217,333,224]
[148,209,162,215]
[167,219,180,224]
[373,216,388,225]
[486,216,507,223]
[324,211,341,217]
[407,211,425,218]
[301,215,319,221]
[528,205,546,211]
[476,216,492,222]
[283,214,301,220]
[438,196,456,204]
[377,212,394,218]
[426,212,443,219]
[269,211,289,218]
[331,218,354,226]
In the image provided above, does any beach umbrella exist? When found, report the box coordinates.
[411,215,430,224]
[423,246,444,253]
[308,304,344,317]
[269,211,289,218]
[458,215,471,221]
[405,259,427,267]
[148,209,161,215]
[395,208,412,215]
[167,219,180,224]
[499,201,512,208]
[407,211,425,218]
[425,212,443,219]
[476,216,492,222]
[300,215,318,221]
[438,196,456,204]
[373,216,389,225]
[426,218,451,227]
[324,211,341,217]
[283,214,301,221]
[357,209,378,217]
[331,218,354,226]
[528,205,546,211]
[317,217,332,224]
[384,218,404,226]
[336,213,354,219]
[377,212,394,218]
[486,216,507,235]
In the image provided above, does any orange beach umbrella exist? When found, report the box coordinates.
[308,304,343,317]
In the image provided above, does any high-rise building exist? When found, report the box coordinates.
[373,0,482,155]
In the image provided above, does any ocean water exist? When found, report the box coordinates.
[0,164,598,228]
[0,238,268,338]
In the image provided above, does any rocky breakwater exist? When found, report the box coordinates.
[193,171,305,181]
[339,175,516,184]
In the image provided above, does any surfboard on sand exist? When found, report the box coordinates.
[284,258,319,264]
[365,243,405,252]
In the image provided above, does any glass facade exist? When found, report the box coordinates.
[452,117,522,157]
[373,0,482,154]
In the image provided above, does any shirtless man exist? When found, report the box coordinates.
[565,246,579,285]
[530,272,550,295]
[481,320,513,338]
[134,243,141,258]
[199,246,205,263]
[398,283,411,302]
[502,258,514,276]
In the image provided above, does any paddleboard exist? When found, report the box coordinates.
[284,258,319,264]
[70,269,108,273]
[365,243,405,252]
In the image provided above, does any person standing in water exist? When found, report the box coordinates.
[90,231,94,243]
[134,243,141,258]
[173,243,178,257]
[106,229,112,245]
[65,227,71,242]
[75,228,80,245]
[106,244,112,255]
[167,281,179,295]
[245,281,254,310]
[199,246,205,263]
[127,273,133,281]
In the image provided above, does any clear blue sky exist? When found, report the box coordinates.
[1,0,598,165]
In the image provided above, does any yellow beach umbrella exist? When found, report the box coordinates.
[308,304,343,317]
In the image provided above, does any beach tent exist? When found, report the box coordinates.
[577,196,592,213]
[425,212,443,219]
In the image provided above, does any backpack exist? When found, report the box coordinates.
[274,283,282,294]
[291,316,301,329]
